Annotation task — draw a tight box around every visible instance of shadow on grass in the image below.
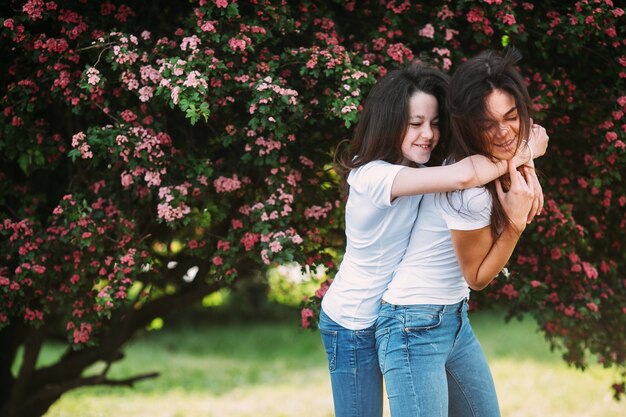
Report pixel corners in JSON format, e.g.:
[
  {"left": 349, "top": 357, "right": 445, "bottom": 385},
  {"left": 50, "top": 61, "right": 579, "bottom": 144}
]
[{"left": 37, "top": 308, "right": 567, "bottom": 398}]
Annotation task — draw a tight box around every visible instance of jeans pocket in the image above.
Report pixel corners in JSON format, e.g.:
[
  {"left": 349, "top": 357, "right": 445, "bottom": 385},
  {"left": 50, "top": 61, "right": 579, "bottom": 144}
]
[
  {"left": 374, "top": 327, "right": 390, "bottom": 374},
  {"left": 405, "top": 311, "right": 442, "bottom": 332},
  {"left": 320, "top": 329, "right": 338, "bottom": 372}
]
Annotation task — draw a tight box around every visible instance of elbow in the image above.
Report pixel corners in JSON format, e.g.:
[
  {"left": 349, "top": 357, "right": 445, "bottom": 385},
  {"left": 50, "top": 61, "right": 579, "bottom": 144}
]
[
  {"left": 469, "top": 282, "right": 489, "bottom": 291},
  {"left": 466, "top": 274, "right": 490, "bottom": 291}
]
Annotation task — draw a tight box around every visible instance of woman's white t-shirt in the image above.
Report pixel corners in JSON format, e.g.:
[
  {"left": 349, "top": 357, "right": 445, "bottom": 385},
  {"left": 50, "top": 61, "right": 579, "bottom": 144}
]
[
  {"left": 321, "top": 160, "right": 422, "bottom": 330},
  {"left": 383, "top": 187, "right": 492, "bottom": 305}
]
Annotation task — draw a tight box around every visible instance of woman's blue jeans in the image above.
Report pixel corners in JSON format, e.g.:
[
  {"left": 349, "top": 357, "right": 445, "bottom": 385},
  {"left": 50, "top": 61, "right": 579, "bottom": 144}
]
[
  {"left": 375, "top": 299, "right": 500, "bottom": 417},
  {"left": 319, "top": 308, "right": 383, "bottom": 417}
]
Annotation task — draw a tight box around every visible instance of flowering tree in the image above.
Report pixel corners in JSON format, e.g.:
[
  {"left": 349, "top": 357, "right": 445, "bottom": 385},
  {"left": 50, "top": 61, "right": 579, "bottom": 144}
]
[{"left": 0, "top": 1, "right": 624, "bottom": 415}]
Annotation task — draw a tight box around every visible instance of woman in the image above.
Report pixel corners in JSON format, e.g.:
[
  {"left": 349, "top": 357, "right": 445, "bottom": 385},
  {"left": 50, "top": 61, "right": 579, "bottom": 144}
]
[
  {"left": 376, "top": 49, "right": 539, "bottom": 417},
  {"left": 320, "top": 59, "right": 547, "bottom": 417}
]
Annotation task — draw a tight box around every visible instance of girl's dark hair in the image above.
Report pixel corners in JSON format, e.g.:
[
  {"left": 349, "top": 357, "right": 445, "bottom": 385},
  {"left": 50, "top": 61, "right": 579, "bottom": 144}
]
[
  {"left": 336, "top": 64, "right": 450, "bottom": 182},
  {"left": 446, "top": 48, "right": 532, "bottom": 237}
]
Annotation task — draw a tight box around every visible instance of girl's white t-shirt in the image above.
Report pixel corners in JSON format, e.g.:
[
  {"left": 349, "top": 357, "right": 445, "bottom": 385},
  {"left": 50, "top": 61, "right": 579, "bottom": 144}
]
[
  {"left": 321, "top": 160, "right": 422, "bottom": 330},
  {"left": 383, "top": 187, "right": 492, "bottom": 305}
]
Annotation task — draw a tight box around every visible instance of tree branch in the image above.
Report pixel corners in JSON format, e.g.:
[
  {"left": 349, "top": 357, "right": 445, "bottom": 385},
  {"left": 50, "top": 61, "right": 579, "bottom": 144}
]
[{"left": 31, "top": 268, "right": 226, "bottom": 388}]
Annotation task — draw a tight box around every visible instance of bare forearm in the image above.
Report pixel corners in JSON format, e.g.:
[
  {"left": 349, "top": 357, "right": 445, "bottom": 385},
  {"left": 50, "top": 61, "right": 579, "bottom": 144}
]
[{"left": 469, "top": 225, "right": 524, "bottom": 290}]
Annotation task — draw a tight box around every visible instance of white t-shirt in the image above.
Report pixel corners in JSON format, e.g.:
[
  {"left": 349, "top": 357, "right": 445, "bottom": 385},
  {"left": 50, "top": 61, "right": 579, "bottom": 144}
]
[
  {"left": 321, "top": 160, "right": 422, "bottom": 330},
  {"left": 382, "top": 187, "right": 492, "bottom": 305}
]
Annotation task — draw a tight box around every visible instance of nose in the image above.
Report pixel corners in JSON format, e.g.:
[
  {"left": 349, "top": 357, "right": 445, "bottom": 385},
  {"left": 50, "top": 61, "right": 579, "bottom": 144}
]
[{"left": 422, "top": 123, "right": 434, "bottom": 139}]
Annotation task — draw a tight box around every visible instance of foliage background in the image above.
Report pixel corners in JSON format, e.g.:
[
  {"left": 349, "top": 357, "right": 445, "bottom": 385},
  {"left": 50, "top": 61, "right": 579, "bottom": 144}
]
[{"left": 0, "top": 0, "right": 624, "bottom": 415}]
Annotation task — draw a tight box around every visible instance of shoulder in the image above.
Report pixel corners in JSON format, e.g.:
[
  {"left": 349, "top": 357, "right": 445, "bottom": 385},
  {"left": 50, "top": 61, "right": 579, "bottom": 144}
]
[{"left": 348, "top": 160, "right": 404, "bottom": 185}]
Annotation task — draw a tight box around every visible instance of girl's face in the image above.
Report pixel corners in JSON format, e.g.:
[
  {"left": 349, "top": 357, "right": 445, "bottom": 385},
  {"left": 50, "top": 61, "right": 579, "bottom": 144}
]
[
  {"left": 400, "top": 92, "right": 440, "bottom": 166},
  {"left": 485, "top": 89, "right": 521, "bottom": 160}
]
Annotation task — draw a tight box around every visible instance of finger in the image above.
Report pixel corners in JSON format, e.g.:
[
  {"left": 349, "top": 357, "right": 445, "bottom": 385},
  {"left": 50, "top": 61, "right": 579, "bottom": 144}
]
[
  {"left": 527, "top": 194, "right": 540, "bottom": 224},
  {"left": 507, "top": 159, "right": 520, "bottom": 185},
  {"left": 495, "top": 178, "right": 504, "bottom": 199},
  {"left": 523, "top": 167, "right": 535, "bottom": 193}
]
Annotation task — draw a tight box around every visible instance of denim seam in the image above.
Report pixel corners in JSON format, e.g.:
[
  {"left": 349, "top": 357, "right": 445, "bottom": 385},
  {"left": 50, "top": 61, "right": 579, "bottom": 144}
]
[
  {"left": 403, "top": 327, "right": 421, "bottom": 416},
  {"left": 446, "top": 366, "right": 479, "bottom": 417}
]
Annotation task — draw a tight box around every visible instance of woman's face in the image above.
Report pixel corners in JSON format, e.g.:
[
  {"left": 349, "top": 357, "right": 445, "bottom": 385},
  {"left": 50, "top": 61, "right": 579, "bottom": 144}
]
[
  {"left": 400, "top": 91, "right": 440, "bottom": 166},
  {"left": 485, "top": 88, "right": 520, "bottom": 160}
]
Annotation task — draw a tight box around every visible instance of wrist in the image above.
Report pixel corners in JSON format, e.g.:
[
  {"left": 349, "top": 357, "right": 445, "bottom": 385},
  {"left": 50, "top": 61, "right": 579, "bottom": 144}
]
[
  {"left": 505, "top": 220, "right": 526, "bottom": 237},
  {"left": 522, "top": 139, "right": 533, "bottom": 162}
]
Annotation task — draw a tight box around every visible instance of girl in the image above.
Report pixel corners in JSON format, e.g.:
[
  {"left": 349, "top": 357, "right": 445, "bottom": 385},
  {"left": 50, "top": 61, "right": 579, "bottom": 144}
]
[
  {"left": 376, "top": 49, "right": 539, "bottom": 417},
  {"left": 320, "top": 61, "right": 548, "bottom": 417}
]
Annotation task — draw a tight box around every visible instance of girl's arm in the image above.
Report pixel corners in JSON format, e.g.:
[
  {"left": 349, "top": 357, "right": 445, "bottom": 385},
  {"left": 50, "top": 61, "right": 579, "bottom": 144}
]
[
  {"left": 391, "top": 123, "right": 548, "bottom": 199},
  {"left": 450, "top": 160, "right": 535, "bottom": 290}
]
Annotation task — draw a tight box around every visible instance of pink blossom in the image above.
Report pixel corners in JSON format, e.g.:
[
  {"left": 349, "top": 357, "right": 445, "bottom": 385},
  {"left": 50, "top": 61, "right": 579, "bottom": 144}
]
[
  {"left": 24, "top": 308, "right": 44, "bottom": 321},
  {"left": 215, "top": 0, "right": 228, "bottom": 7},
  {"left": 121, "top": 172, "right": 134, "bottom": 188},
  {"left": 501, "top": 14, "right": 516, "bottom": 25},
  {"left": 138, "top": 86, "right": 153, "bottom": 102},
  {"left": 240, "top": 232, "right": 259, "bottom": 251},
  {"left": 582, "top": 262, "right": 598, "bottom": 279},
  {"left": 144, "top": 171, "right": 161, "bottom": 187},
  {"left": 201, "top": 21, "right": 216, "bottom": 32},
  {"left": 22, "top": 0, "right": 45, "bottom": 21},
  {"left": 73, "top": 322, "right": 92, "bottom": 344},
  {"left": 170, "top": 87, "right": 180, "bottom": 104},
  {"left": 228, "top": 37, "right": 248, "bottom": 52},
  {"left": 269, "top": 240, "right": 283, "bottom": 253},
  {"left": 260, "top": 249, "right": 270, "bottom": 265},
  {"left": 86, "top": 67, "right": 101, "bottom": 85},
  {"left": 232, "top": 219, "right": 243, "bottom": 229},
  {"left": 157, "top": 202, "right": 191, "bottom": 222},
  {"left": 419, "top": 24, "right": 435, "bottom": 38},
  {"left": 301, "top": 308, "right": 315, "bottom": 329},
  {"left": 315, "top": 281, "right": 329, "bottom": 298},
  {"left": 586, "top": 302, "right": 599, "bottom": 313},
  {"left": 387, "top": 43, "right": 413, "bottom": 64},
  {"left": 501, "top": 284, "right": 518, "bottom": 299},
  {"left": 212, "top": 256, "right": 223, "bottom": 266},
  {"left": 214, "top": 175, "right": 242, "bottom": 193},
  {"left": 180, "top": 35, "right": 201, "bottom": 51},
  {"left": 121, "top": 110, "right": 137, "bottom": 122},
  {"left": 217, "top": 240, "right": 231, "bottom": 251}
]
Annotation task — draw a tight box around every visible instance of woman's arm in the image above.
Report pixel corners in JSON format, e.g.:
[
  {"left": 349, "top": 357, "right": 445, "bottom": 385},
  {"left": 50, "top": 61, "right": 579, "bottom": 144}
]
[
  {"left": 391, "top": 123, "right": 548, "bottom": 199},
  {"left": 450, "top": 160, "right": 535, "bottom": 290}
]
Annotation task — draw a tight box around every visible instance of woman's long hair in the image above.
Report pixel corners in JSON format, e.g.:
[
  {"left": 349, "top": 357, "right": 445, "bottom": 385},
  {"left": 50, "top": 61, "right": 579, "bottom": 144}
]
[
  {"left": 335, "top": 64, "right": 451, "bottom": 186},
  {"left": 446, "top": 48, "right": 532, "bottom": 237}
]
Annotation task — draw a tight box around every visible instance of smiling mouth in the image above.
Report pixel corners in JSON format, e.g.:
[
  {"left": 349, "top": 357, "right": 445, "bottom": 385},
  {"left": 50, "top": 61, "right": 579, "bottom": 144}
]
[
  {"left": 494, "top": 138, "right": 516, "bottom": 149},
  {"left": 415, "top": 143, "right": 432, "bottom": 150}
]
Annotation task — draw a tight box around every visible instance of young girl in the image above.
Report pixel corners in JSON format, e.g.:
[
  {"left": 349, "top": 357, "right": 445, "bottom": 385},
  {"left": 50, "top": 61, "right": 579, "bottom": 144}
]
[
  {"left": 319, "top": 62, "right": 548, "bottom": 417},
  {"left": 376, "top": 49, "right": 539, "bottom": 417}
]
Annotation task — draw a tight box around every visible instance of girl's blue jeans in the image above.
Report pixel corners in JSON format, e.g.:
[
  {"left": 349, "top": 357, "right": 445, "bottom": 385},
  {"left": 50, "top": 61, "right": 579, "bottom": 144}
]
[
  {"left": 375, "top": 299, "right": 501, "bottom": 417},
  {"left": 319, "top": 308, "right": 383, "bottom": 417}
]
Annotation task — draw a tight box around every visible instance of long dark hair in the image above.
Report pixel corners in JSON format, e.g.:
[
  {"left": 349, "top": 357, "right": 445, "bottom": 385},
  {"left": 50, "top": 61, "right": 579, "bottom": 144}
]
[
  {"left": 446, "top": 48, "right": 532, "bottom": 236},
  {"left": 336, "top": 64, "right": 450, "bottom": 183}
]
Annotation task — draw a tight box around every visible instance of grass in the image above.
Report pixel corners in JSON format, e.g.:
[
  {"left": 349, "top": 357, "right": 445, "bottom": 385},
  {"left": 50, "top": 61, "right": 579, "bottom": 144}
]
[{"left": 41, "top": 310, "right": 625, "bottom": 417}]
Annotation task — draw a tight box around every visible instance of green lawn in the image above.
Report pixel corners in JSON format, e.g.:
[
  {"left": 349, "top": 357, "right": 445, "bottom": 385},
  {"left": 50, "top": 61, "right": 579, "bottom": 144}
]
[{"left": 42, "top": 310, "right": 625, "bottom": 417}]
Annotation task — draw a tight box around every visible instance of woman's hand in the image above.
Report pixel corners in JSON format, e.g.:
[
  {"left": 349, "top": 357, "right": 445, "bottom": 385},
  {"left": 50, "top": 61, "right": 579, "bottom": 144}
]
[
  {"left": 519, "top": 160, "right": 543, "bottom": 223},
  {"left": 496, "top": 159, "right": 534, "bottom": 234},
  {"left": 527, "top": 122, "right": 549, "bottom": 158}
]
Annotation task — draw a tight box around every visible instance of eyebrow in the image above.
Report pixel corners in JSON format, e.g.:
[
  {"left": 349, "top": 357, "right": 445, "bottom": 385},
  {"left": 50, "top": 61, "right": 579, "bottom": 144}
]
[
  {"left": 409, "top": 115, "right": 438, "bottom": 121},
  {"left": 503, "top": 106, "right": 518, "bottom": 117}
]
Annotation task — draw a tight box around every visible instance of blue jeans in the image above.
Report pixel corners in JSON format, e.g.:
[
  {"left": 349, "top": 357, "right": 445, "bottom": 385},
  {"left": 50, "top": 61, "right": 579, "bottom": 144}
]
[
  {"left": 375, "top": 300, "right": 500, "bottom": 417},
  {"left": 319, "top": 308, "right": 383, "bottom": 417}
]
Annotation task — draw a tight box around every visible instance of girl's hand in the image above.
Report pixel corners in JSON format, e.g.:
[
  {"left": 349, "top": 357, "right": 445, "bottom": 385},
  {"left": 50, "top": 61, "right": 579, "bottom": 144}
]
[
  {"left": 495, "top": 159, "right": 534, "bottom": 234},
  {"left": 519, "top": 160, "right": 543, "bottom": 223},
  {"left": 527, "top": 122, "right": 549, "bottom": 158}
]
